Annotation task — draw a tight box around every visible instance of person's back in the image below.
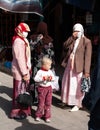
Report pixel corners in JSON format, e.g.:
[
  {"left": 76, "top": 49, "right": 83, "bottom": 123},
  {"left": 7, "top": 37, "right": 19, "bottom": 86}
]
[
  {"left": 30, "top": 21, "right": 55, "bottom": 76},
  {"left": 88, "top": 43, "right": 100, "bottom": 130},
  {"left": 30, "top": 21, "right": 56, "bottom": 103}
]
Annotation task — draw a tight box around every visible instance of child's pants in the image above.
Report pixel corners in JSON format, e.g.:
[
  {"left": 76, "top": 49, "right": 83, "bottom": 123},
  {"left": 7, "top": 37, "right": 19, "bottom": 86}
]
[{"left": 35, "top": 86, "right": 52, "bottom": 119}]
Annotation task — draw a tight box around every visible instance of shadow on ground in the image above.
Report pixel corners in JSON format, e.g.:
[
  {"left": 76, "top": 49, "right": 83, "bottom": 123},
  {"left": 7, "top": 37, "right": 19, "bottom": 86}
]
[
  {"left": 14, "top": 118, "right": 60, "bottom": 130},
  {"left": 0, "top": 85, "right": 12, "bottom": 117}
]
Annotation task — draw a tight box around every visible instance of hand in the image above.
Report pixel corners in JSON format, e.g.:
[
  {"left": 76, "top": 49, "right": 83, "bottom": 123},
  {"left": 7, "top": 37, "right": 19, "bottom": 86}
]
[
  {"left": 47, "top": 76, "right": 52, "bottom": 81},
  {"left": 72, "top": 31, "right": 78, "bottom": 38},
  {"left": 84, "top": 73, "right": 90, "bottom": 78},
  {"left": 23, "top": 74, "right": 30, "bottom": 81},
  {"left": 37, "top": 34, "right": 43, "bottom": 40},
  {"left": 43, "top": 76, "right": 48, "bottom": 81}
]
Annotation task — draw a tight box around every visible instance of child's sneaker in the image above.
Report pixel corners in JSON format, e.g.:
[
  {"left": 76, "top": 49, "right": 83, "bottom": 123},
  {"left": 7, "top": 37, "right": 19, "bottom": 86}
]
[
  {"left": 45, "top": 118, "right": 51, "bottom": 123},
  {"left": 35, "top": 117, "right": 40, "bottom": 122}
]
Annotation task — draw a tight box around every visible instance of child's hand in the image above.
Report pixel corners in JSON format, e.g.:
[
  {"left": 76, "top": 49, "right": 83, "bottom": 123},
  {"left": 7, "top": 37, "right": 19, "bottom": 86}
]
[
  {"left": 47, "top": 76, "right": 52, "bottom": 81},
  {"left": 42, "top": 76, "right": 52, "bottom": 82},
  {"left": 43, "top": 76, "right": 48, "bottom": 81}
]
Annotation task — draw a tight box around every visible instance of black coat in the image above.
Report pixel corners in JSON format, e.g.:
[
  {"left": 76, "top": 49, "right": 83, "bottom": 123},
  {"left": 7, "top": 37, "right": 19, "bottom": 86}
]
[
  {"left": 90, "top": 44, "right": 100, "bottom": 112},
  {"left": 82, "top": 45, "right": 100, "bottom": 112},
  {"left": 84, "top": 44, "right": 100, "bottom": 130}
]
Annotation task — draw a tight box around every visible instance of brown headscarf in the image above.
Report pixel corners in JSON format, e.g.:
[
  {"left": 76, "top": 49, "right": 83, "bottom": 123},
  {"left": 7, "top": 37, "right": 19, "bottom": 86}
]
[{"left": 30, "top": 21, "right": 53, "bottom": 44}]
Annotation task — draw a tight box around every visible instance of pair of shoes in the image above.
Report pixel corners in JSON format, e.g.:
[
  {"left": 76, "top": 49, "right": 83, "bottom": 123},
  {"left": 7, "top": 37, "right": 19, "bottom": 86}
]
[
  {"left": 21, "top": 114, "right": 27, "bottom": 119},
  {"left": 69, "top": 106, "right": 79, "bottom": 112},
  {"left": 13, "top": 114, "right": 26, "bottom": 120},
  {"left": 45, "top": 118, "right": 51, "bottom": 123},
  {"left": 35, "top": 117, "right": 40, "bottom": 122}
]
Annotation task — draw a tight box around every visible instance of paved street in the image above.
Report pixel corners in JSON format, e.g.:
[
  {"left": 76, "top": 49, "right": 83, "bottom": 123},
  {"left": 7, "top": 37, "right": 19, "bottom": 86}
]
[{"left": 0, "top": 71, "right": 89, "bottom": 130}]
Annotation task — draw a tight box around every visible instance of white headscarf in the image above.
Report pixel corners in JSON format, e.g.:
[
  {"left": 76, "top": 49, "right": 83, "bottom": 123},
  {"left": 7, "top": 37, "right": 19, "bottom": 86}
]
[
  {"left": 72, "top": 23, "right": 85, "bottom": 53},
  {"left": 73, "top": 23, "right": 84, "bottom": 38},
  {"left": 70, "top": 23, "right": 85, "bottom": 69}
]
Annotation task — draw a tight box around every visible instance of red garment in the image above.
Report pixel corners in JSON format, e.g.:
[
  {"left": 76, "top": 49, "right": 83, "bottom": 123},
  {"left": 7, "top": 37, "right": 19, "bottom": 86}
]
[
  {"left": 35, "top": 86, "right": 52, "bottom": 119},
  {"left": 10, "top": 79, "right": 31, "bottom": 118},
  {"left": 12, "top": 22, "right": 30, "bottom": 45}
]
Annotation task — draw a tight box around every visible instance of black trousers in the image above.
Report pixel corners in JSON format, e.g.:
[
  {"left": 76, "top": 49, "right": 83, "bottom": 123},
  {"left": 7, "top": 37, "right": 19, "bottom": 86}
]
[{"left": 88, "top": 99, "right": 100, "bottom": 130}]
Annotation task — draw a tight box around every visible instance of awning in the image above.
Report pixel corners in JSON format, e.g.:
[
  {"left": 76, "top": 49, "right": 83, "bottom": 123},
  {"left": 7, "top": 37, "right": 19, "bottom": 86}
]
[
  {"left": 65, "top": 0, "right": 95, "bottom": 11},
  {"left": 0, "top": 0, "right": 43, "bottom": 17}
]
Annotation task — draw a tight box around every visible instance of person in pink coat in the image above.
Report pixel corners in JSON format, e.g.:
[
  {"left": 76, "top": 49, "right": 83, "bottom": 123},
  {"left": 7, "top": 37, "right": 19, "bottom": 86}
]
[{"left": 10, "top": 22, "right": 32, "bottom": 119}]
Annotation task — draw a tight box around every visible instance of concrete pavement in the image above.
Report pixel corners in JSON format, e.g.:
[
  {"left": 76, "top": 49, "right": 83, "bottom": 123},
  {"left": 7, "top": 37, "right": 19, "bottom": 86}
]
[{"left": 0, "top": 71, "right": 89, "bottom": 130}]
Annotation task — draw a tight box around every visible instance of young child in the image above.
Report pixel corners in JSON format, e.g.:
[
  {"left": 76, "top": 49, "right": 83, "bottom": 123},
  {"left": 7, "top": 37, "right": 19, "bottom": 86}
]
[{"left": 34, "top": 56, "right": 55, "bottom": 123}]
